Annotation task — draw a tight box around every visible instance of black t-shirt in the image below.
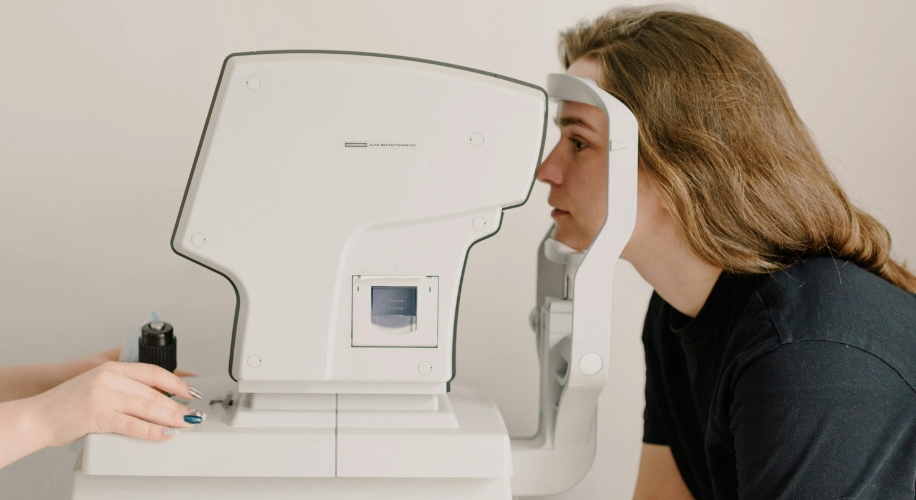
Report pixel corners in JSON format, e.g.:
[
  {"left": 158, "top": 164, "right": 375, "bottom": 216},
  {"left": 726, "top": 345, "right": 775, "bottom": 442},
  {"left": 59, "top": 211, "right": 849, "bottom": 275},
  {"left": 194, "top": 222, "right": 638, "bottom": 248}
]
[{"left": 642, "top": 256, "right": 916, "bottom": 499}]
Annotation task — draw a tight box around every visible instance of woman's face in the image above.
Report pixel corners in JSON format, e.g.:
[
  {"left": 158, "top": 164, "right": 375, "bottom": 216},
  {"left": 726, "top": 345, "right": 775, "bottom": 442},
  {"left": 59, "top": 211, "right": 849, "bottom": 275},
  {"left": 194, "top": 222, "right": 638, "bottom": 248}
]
[
  {"left": 537, "top": 58, "right": 667, "bottom": 257},
  {"left": 536, "top": 59, "right": 610, "bottom": 251}
]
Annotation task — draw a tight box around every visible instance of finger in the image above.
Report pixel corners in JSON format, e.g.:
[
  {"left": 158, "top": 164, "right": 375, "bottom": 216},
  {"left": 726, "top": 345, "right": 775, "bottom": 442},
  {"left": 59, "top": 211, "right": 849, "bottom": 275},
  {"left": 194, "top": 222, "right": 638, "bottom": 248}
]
[
  {"left": 110, "top": 373, "right": 191, "bottom": 412},
  {"left": 114, "top": 394, "right": 197, "bottom": 429},
  {"left": 104, "top": 412, "right": 176, "bottom": 442},
  {"left": 114, "top": 376, "right": 193, "bottom": 414},
  {"left": 112, "top": 362, "right": 202, "bottom": 401},
  {"left": 98, "top": 364, "right": 192, "bottom": 413},
  {"left": 174, "top": 369, "right": 197, "bottom": 377}
]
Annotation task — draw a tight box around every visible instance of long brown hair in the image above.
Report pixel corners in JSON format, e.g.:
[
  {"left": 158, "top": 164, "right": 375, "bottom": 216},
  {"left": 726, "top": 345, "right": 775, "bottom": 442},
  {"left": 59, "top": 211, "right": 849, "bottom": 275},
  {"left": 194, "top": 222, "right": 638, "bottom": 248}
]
[{"left": 560, "top": 6, "right": 916, "bottom": 293}]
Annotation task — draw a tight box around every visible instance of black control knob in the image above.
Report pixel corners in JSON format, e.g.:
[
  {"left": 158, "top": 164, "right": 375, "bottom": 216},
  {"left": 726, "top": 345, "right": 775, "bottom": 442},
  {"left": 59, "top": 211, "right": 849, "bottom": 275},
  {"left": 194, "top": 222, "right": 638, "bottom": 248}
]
[{"left": 139, "top": 321, "right": 177, "bottom": 372}]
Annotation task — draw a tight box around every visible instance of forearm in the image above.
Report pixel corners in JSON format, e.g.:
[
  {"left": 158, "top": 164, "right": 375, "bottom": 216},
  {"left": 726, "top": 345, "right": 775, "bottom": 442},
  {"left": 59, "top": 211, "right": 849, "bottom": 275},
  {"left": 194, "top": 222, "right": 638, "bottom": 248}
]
[
  {"left": 0, "top": 363, "right": 65, "bottom": 402},
  {"left": 633, "top": 444, "right": 695, "bottom": 500},
  {"left": 0, "top": 355, "right": 104, "bottom": 403},
  {"left": 0, "top": 397, "right": 47, "bottom": 469}
]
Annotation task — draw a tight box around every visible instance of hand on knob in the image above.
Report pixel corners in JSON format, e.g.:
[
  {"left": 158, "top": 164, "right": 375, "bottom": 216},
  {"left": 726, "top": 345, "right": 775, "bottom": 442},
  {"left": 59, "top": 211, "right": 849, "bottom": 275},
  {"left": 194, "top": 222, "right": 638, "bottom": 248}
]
[{"left": 31, "top": 361, "right": 202, "bottom": 447}]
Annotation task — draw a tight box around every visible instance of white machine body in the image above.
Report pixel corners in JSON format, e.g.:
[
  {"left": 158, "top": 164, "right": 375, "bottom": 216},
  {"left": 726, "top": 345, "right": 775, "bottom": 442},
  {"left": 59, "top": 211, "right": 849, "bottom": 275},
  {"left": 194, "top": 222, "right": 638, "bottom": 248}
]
[
  {"left": 172, "top": 51, "right": 546, "bottom": 395},
  {"left": 72, "top": 52, "right": 639, "bottom": 500}
]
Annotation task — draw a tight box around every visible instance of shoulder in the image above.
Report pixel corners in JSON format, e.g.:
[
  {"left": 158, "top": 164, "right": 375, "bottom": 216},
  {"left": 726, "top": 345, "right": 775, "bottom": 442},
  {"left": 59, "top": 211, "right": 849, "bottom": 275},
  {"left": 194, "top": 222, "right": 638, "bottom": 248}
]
[
  {"left": 728, "top": 341, "right": 916, "bottom": 445},
  {"left": 736, "top": 339, "right": 913, "bottom": 398},
  {"left": 739, "top": 257, "right": 916, "bottom": 391},
  {"left": 725, "top": 339, "right": 916, "bottom": 499},
  {"left": 755, "top": 257, "right": 916, "bottom": 343},
  {"left": 758, "top": 257, "right": 916, "bottom": 326}
]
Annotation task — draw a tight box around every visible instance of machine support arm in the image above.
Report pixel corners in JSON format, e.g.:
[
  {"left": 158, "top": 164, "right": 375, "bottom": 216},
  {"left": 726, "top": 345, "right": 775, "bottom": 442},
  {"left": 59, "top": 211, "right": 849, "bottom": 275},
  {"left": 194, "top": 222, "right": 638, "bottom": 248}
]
[{"left": 510, "top": 74, "right": 639, "bottom": 497}]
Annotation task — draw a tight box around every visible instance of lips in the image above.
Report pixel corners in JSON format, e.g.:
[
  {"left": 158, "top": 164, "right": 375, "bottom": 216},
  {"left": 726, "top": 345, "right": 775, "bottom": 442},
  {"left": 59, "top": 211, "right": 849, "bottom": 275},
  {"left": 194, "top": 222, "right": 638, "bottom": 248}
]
[{"left": 551, "top": 208, "right": 570, "bottom": 218}]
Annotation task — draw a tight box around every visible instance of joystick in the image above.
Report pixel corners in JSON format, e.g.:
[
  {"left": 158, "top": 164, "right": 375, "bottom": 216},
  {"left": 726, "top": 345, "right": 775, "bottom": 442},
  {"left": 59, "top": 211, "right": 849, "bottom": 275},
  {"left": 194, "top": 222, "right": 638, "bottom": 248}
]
[{"left": 139, "top": 321, "right": 177, "bottom": 372}]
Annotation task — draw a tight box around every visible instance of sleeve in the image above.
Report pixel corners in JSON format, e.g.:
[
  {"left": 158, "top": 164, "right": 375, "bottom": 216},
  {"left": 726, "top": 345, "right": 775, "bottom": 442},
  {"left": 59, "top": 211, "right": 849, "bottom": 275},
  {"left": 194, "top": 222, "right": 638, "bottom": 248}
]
[
  {"left": 641, "top": 296, "right": 668, "bottom": 445},
  {"left": 728, "top": 341, "right": 916, "bottom": 499}
]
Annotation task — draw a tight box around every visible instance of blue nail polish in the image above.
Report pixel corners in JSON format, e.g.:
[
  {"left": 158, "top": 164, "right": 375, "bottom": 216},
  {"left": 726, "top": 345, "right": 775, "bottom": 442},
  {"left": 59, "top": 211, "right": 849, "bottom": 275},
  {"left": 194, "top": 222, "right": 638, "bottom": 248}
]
[
  {"left": 188, "top": 409, "right": 206, "bottom": 421},
  {"left": 184, "top": 415, "right": 203, "bottom": 424}
]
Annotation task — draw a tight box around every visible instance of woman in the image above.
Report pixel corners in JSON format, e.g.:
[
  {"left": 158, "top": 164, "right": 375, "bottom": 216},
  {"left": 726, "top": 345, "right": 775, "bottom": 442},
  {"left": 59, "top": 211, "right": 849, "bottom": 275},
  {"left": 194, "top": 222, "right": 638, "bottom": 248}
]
[
  {"left": 537, "top": 7, "right": 916, "bottom": 500},
  {"left": 0, "top": 348, "right": 203, "bottom": 469}
]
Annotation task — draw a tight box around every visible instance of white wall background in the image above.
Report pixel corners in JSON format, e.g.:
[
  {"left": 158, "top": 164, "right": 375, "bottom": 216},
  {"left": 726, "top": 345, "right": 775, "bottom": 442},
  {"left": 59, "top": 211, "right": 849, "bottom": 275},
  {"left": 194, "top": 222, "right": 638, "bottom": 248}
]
[{"left": 0, "top": 1, "right": 913, "bottom": 499}]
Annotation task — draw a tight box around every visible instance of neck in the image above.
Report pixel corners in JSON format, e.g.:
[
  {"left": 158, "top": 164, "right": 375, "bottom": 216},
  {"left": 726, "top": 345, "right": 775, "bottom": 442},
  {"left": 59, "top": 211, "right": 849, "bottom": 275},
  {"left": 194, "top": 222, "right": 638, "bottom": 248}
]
[{"left": 623, "top": 232, "right": 722, "bottom": 318}]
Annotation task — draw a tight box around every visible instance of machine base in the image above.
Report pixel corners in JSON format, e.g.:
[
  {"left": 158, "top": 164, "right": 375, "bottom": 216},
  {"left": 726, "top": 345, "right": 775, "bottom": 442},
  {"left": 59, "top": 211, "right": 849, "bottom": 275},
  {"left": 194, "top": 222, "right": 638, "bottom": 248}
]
[
  {"left": 72, "top": 377, "right": 512, "bottom": 499},
  {"left": 71, "top": 472, "right": 511, "bottom": 500}
]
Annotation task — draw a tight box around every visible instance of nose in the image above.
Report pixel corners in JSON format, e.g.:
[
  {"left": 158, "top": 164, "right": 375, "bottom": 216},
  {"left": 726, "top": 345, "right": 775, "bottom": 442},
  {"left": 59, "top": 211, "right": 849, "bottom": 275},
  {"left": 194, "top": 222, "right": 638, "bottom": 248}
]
[{"left": 536, "top": 142, "right": 564, "bottom": 187}]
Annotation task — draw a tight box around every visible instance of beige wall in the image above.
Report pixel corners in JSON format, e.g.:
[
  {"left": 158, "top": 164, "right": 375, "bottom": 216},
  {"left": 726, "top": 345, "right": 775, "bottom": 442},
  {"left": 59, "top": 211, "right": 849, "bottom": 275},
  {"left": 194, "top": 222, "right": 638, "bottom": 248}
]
[{"left": 0, "top": 1, "right": 913, "bottom": 498}]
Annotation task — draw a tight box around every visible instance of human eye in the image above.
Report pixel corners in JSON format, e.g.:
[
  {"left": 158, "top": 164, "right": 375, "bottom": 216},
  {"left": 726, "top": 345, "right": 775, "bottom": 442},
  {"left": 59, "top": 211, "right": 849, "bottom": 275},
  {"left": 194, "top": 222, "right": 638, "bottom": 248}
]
[{"left": 569, "top": 137, "right": 587, "bottom": 152}]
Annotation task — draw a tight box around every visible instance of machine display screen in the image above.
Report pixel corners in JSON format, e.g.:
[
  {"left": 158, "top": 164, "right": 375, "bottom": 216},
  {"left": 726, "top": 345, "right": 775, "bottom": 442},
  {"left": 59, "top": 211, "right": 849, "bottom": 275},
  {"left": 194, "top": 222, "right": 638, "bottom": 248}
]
[{"left": 370, "top": 286, "right": 418, "bottom": 331}]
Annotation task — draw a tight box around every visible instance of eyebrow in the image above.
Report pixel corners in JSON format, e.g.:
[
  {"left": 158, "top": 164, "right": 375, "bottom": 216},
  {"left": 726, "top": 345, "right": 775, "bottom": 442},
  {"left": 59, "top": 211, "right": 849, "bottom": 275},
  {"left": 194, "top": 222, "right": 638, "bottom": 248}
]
[{"left": 554, "top": 116, "right": 597, "bottom": 132}]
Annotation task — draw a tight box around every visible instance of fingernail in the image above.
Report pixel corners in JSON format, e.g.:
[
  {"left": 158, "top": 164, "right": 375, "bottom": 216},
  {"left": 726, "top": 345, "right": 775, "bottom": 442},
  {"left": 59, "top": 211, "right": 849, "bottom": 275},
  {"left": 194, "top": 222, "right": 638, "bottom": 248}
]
[
  {"left": 188, "top": 409, "right": 207, "bottom": 421},
  {"left": 188, "top": 387, "right": 203, "bottom": 400},
  {"left": 184, "top": 415, "right": 203, "bottom": 424},
  {"left": 162, "top": 428, "right": 179, "bottom": 437}
]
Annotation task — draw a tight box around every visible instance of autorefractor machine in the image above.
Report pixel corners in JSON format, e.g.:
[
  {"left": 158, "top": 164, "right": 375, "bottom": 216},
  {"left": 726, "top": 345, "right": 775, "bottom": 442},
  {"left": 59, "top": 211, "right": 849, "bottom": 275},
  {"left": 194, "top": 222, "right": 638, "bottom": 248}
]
[{"left": 70, "top": 51, "right": 638, "bottom": 499}]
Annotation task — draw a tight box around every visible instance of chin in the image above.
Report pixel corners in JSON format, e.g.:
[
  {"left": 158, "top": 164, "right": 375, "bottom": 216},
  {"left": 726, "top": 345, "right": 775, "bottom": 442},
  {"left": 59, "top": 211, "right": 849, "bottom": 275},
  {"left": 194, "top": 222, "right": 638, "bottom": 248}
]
[{"left": 552, "top": 226, "right": 587, "bottom": 251}]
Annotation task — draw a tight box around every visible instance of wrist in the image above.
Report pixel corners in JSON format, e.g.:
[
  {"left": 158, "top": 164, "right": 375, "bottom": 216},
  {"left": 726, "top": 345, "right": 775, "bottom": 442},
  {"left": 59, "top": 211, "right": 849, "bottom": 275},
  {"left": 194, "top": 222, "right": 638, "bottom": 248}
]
[
  {"left": 0, "top": 397, "right": 51, "bottom": 467},
  {"left": 52, "top": 354, "right": 101, "bottom": 389},
  {"left": 44, "top": 360, "right": 77, "bottom": 392},
  {"left": 21, "top": 396, "right": 50, "bottom": 449}
]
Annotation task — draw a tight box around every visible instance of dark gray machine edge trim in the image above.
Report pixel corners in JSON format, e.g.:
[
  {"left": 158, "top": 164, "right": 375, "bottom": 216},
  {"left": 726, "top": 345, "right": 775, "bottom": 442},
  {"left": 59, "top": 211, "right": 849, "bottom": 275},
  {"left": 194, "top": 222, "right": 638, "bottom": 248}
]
[
  {"left": 170, "top": 53, "right": 242, "bottom": 382},
  {"left": 169, "top": 50, "right": 549, "bottom": 386},
  {"left": 448, "top": 211, "right": 506, "bottom": 393}
]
